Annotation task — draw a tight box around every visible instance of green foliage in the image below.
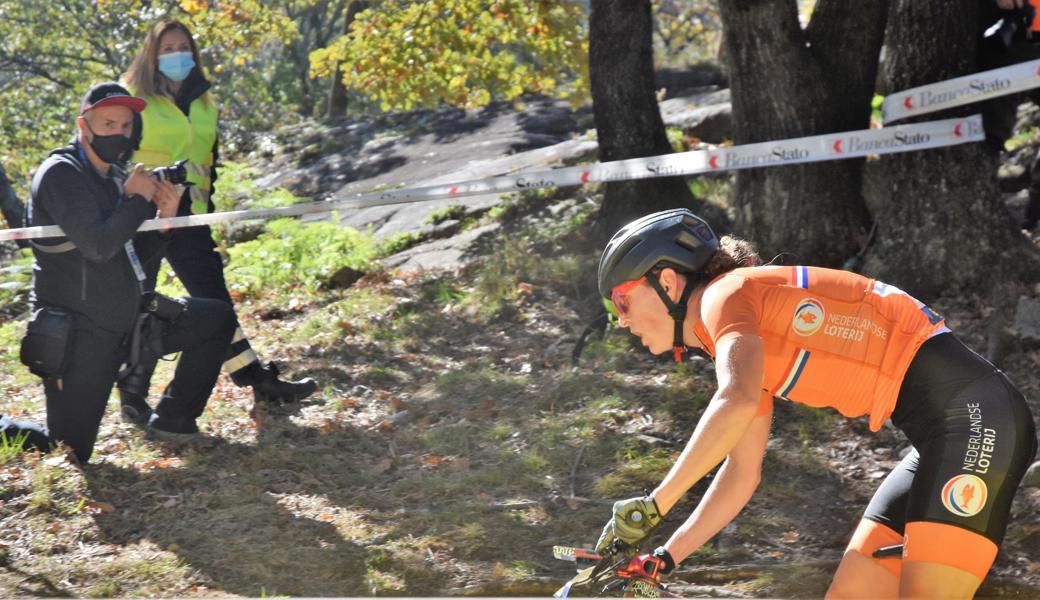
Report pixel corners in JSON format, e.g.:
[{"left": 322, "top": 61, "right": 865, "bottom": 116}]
[
  {"left": 666, "top": 126, "right": 686, "bottom": 153},
  {"left": 423, "top": 204, "right": 467, "bottom": 225},
  {"left": 211, "top": 161, "right": 308, "bottom": 213},
  {"left": 0, "top": 429, "right": 29, "bottom": 466},
  {"left": 593, "top": 447, "right": 675, "bottom": 497},
  {"left": 1006, "top": 126, "right": 1039, "bottom": 152},
  {"left": 311, "top": 0, "right": 589, "bottom": 111},
  {"left": 377, "top": 231, "right": 422, "bottom": 256},
  {"left": 224, "top": 218, "right": 378, "bottom": 298},
  {"left": 652, "top": 0, "right": 721, "bottom": 67},
  {"left": 0, "top": 250, "right": 33, "bottom": 320},
  {"left": 0, "top": 0, "right": 296, "bottom": 184}
]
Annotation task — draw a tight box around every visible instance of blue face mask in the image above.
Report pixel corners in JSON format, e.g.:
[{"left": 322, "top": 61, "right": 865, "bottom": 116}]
[{"left": 158, "top": 51, "right": 195, "bottom": 82}]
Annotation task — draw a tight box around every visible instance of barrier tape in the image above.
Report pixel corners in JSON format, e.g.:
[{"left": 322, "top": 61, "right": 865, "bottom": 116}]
[
  {"left": 882, "top": 58, "right": 1040, "bottom": 124},
  {"left": 0, "top": 114, "right": 984, "bottom": 243}
]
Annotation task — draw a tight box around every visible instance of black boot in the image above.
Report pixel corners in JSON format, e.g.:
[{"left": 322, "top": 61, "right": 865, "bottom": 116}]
[
  {"left": 119, "top": 391, "right": 154, "bottom": 427},
  {"left": 238, "top": 361, "right": 317, "bottom": 404},
  {"left": 118, "top": 358, "right": 158, "bottom": 427}
]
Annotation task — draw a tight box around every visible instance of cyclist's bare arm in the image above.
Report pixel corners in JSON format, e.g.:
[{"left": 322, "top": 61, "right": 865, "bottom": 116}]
[
  {"left": 652, "top": 333, "right": 765, "bottom": 514},
  {"left": 662, "top": 407, "right": 772, "bottom": 564}
]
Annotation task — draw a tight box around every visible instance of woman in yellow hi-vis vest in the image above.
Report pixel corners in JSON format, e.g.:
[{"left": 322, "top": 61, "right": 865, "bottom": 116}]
[{"left": 118, "top": 20, "right": 317, "bottom": 426}]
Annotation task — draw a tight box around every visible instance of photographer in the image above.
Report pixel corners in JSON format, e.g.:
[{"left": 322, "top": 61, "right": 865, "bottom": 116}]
[
  {"left": 118, "top": 20, "right": 317, "bottom": 427},
  {"left": 981, "top": 0, "right": 1040, "bottom": 230},
  {"left": 25, "top": 82, "right": 235, "bottom": 464}
]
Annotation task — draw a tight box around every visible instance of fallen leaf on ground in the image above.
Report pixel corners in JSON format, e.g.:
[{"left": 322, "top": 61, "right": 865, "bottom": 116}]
[
  {"left": 140, "top": 458, "right": 179, "bottom": 470},
  {"left": 83, "top": 501, "right": 115, "bottom": 514},
  {"left": 317, "top": 513, "right": 335, "bottom": 522},
  {"left": 420, "top": 454, "right": 445, "bottom": 466},
  {"left": 781, "top": 530, "right": 800, "bottom": 544}
]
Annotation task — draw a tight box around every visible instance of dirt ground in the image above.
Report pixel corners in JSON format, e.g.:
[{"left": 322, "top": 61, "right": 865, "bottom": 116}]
[{"left": 1, "top": 190, "right": 1038, "bottom": 599}]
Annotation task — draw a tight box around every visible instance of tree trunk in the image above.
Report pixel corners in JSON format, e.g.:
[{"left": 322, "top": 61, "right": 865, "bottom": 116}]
[
  {"left": 863, "top": 0, "right": 1040, "bottom": 296},
  {"left": 0, "top": 163, "right": 23, "bottom": 229},
  {"left": 718, "top": 0, "right": 885, "bottom": 267},
  {"left": 327, "top": 0, "right": 369, "bottom": 119},
  {"left": 589, "top": 0, "right": 710, "bottom": 242}
]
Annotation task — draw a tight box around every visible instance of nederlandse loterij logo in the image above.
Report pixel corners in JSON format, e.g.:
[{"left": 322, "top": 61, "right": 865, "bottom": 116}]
[
  {"left": 941, "top": 474, "right": 988, "bottom": 517},
  {"left": 792, "top": 298, "right": 825, "bottom": 336}
]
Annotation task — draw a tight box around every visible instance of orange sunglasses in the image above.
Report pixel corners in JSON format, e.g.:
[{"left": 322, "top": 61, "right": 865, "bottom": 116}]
[{"left": 610, "top": 277, "right": 647, "bottom": 318}]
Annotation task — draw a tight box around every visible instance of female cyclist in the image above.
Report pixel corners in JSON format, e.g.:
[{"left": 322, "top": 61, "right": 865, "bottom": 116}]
[{"left": 594, "top": 209, "right": 1036, "bottom": 599}]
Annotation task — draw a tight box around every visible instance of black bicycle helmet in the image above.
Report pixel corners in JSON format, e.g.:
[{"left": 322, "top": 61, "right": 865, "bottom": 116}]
[
  {"left": 598, "top": 209, "right": 718, "bottom": 299},
  {"left": 597, "top": 209, "right": 719, "bottom": 361}
]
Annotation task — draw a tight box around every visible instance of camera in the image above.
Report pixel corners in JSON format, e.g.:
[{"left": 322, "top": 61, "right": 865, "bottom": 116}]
[{"left": 152, "top": 159, "right": 189, "bottom": 185}]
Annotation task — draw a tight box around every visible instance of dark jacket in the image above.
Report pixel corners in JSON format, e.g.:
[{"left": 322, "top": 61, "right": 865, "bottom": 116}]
[{"left": 29, "top": 141, "right": 165, "bottom": 334}]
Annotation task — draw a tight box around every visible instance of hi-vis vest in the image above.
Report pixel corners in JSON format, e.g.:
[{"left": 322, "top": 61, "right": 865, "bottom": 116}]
[{"left": 132, "top": 92, "right": 217, "bottom": 215}]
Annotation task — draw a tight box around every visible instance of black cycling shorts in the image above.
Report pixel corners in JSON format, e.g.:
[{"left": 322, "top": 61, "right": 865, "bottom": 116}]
[{"left": 863, "top": 333, "right": 1037, "bottom": 546}]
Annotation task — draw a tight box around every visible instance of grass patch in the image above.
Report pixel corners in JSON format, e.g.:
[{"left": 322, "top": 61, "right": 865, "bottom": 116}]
[
  {"left": 469, "top": 235, "right": 590, "bottom": 320},
  {"left": 0, "top": 429, "right": 29, "bottom": 465},
  {"left": 432, "top": 365, "right": 527, "bottom": 412},
  {"left": 593, "top": 447, "right": 676, "bottom": 497},
  {"left": 378, "top": 231, "right": 422, "bottom": 256},
  {"left": 298, "top": 287, "right": 396, "bottom": 339},
  {"left": 28, "top": 461, "right": 82, "bottom": 515},
  {"left": 0, "top": 249, "right": 32, "bottom": 320},
  {"left": 423, "top": 204, "right": 467, "bottom": 225},
  {"left": 225, "top": 217, "right": 378, "bottom": 300}
]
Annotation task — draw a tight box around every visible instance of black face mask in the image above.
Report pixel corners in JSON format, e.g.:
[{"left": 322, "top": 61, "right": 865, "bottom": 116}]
[{"left": 84, "top": 120, "right": 133, "bottom": 165}]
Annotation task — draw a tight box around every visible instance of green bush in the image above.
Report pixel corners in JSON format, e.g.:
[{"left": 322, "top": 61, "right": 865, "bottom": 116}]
[
  {"left": 224, "top": 218, "right": 378, "bottom": 299},
  {"left": 211, "top": 161, "right": 306, "bottom": 214}
]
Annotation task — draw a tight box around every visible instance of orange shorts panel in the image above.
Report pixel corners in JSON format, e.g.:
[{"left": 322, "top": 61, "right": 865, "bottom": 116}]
[
  {"left": 903, "top": 521, "right": 997, "bottom": 581},
  {"left": 847, "top": 518, "right": 904, "bottom": 578}
]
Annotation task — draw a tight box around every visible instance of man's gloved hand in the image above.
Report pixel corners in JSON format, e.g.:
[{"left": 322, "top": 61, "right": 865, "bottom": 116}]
[{"left": 594, "top": 495, "right": 663, "bottom": 554}]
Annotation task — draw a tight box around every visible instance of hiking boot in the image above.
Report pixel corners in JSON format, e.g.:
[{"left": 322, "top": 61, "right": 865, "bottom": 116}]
[
  {"left": 119, "top": 391, "right": 153, "bottom": 427},
  {"left": 244, "top": 361, "right": 317, "bottom": 404},
  {"left": 145, "top": 413, "right": 200, "bottom": 447}
]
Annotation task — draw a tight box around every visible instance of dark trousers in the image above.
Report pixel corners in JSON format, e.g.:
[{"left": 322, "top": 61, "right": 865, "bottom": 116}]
[
  {"left": 143, "top": 222, "right": 259, "bottom": 380},
  {"left": 45, "top": 297, "right": 235, "bottom": 463},
  {"left": 980, "top": 35, "right": 1040, "bottom": 227}
]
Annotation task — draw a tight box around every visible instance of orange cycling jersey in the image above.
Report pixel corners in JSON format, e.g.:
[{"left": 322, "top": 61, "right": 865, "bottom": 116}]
[{"left": 693, "top": 266, "right": 948, "bottom": 431}]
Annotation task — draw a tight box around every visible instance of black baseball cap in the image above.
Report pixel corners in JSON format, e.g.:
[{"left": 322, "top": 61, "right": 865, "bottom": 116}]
[{"left": 80, "top": 82, "right": 147, "bottom": 114}]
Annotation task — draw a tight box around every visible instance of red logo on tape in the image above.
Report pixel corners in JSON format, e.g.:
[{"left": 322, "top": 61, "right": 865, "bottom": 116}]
[
  {"left": 832, "top": 139, "right": 843, "bottom": 154},
  {"left": 904, "top": 96, "right": 914, "bottom": 110},
  {"left": 580, "top": 171, "right": 591, "bottom": 183},
  {"left": 449, "top": 186, "right": 459, "bottom": 195},
  {"left": 708, "top": 155, "right": 720, "bottom": 169},
  {"left": 954, "top": 123, "right": 963, "bottom": 137}
]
